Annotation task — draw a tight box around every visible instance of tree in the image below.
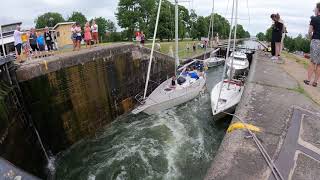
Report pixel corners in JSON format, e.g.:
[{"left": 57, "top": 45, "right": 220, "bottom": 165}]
[
  {"left": 35, "top": 12, "right": 65, "bottom": 28},
  {"left": 211, "top": 13, "right": 230, "bottom": 39},
  {"left": 265, "top": 27, "right": 273, "bottom": 42},
  {"left": 232, "top": 24, "right": 249, "bottom": 38},
  {"left": 256, "top": 32, "right": 265, "bottom": 41},
  {"left": 116, "top": 0, "right": 152, "bottom": 40},
  {"left": 106, "top": 19, "right": 117, "bottom": 32},
  {"left": 284, "top": 34, "right": 310, "bottom": 53},
  {"left": 68, "top": 11, "right": 87, "bottom": 27},
  {"left": 178, "top": 5, "right": 190, "bottom": 40},
  {"left": 196, "top": 16, "right": 208, "bottom": 40},
  {"left": 189, "top": 9, "right": 198, "bottom": 40}
]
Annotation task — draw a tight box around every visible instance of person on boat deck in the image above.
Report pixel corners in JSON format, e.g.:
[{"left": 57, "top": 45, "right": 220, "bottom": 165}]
[
  {"left": 181, "top": 67, "right": 189, "bottom": 76},
  {"left": 189, "top": 67, "right": 199, "bottom": 79},
  {"left": 171, "top": 76, "right": 176, "bottom": 87}
]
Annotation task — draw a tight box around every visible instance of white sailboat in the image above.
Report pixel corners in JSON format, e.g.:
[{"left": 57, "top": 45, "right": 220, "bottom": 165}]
[
  {"left": 226, "top": 51, "right": 249, "bottom": 76},
  {"left": 211, "top": 0, "right": 244, "bottom": 119},
  {"left": 205, "top": 49, "right": 225, "bottom": 68},
  {"left": 132, "top": 0, "right": 206, "bottom": 115}
]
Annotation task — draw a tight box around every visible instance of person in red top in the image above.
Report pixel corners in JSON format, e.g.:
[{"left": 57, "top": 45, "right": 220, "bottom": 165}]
[
  {"left": 135, "top": 31, "right": 141, "bottom": 45},
  {"left": 140, "top": 31, "right": 145, "bottom": 46}
]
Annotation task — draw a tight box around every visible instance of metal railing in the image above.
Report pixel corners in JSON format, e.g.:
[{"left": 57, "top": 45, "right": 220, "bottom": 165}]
[{"left": 134, "top": 80, "right": 160, "bottom": 105}]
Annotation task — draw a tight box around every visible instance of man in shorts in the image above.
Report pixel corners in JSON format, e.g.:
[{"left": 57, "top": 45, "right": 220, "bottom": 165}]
[
  {"left": 13, "top": 25, "right": 23, "bottom": 62},
  {"left": 91, "top": 20, "right": 99, "bottom": 45}
]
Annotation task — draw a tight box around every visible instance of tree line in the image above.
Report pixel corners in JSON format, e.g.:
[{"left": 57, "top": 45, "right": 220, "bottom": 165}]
[
  {"left": 116, "top": 0, "right": 250, "bottom": 41},
  {"left": 34, "top": 0, "right": 251, "bottom": 43},
  {"left": 256, "top": 28, "right": 310, "bottom": 53}
]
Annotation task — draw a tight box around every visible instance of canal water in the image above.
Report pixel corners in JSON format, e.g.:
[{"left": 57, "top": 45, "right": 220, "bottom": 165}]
[{"left": 53, "top": 65, "right": 231, "bottom": 180}]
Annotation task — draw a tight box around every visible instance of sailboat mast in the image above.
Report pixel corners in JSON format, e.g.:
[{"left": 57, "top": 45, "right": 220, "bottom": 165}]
[
  {"left": 143, "top": 0, "right": 163, "bottom": 99},
  {"left": 215, "top": 0, "right": 235, "bottom": 110},
  {"left": 228, "top": 0, "right": 238, "bottom": 87},
  {"left": 211, "top": 0, "right": 215, "bottom": 48},
  {"left": 175, "top": 0, "right": 179, "bottom": 73},
  {"left": 206, "top": 0, "right": 214, "bottom": 58}
]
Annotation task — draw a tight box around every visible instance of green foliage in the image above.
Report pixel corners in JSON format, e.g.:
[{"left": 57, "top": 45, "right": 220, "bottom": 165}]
[
  {"left": 265, "top": 27, "right": 273, "bottom": 42},
  {"left": 108, "top": 32, "right": 125, "bottom": 42},
  {"left": 35, "top": 12, "right": 65, "bottom": 28},
  {"left": 68, "top": 11, "right": 87, "bottom": 27},
  {"left": 116, "top": 0, "right": 249, "bottom": 41},
  {"left": 150, "top": 0, "right": 174, "bottom": 41},
  {"left": 106, "top": 19, "right": 117, "bottom": 32},
  {"left": 189, "top": 9, "right": 198, "bottom": 40},
  {"left": 232, "top": 24, "right": 250, "bottom": 38},
  {"left": 195, "top": 16, "right": 208, "bottom": 40},
  {"left": 210, "top": 14, "right": 231, "bottom": 39},
  {"left": 116, "top": 0, "right": 156, "bottom": 40},
  {"left": 284, "top": 34, "right": 310, "bottom": 53},
  {"left": 256, "top": 32, "right": 265, "bottom": 41}
]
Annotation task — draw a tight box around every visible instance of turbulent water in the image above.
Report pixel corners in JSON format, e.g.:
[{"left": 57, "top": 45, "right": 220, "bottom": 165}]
[{"left": 54, "top": 66, "right": 231, "bottom": 180}]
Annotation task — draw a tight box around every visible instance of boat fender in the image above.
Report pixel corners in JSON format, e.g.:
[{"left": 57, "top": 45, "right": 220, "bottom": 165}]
[{"left": 227, "top": 122, "right": 261, "bottom": 133}]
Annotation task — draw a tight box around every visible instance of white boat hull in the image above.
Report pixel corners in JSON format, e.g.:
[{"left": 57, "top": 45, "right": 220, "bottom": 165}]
[
  {"left": 210, "top": 80, "right": 244, "bottom": 120},
  {"left": 132, "top": 76, "right": 206, "bottom": 115},
  {"left": 205, "top": 57, "right": 225, "bottom": 68}
]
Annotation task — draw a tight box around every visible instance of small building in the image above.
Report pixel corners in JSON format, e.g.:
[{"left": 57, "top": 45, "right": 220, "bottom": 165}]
[
  {"left": 53, "top": 22, "right": 75, "bottom": 49},
  {"left": 0, "top": 22, "right": 22, "bottom": 57}
]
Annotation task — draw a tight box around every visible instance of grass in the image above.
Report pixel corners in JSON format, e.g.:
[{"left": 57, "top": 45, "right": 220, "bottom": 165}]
[
  {"left": 145, "top": 40, "right": 208, "bottom": 59},
  {"left": 282, "top": 51, "right": 310, "bottom": 69}
]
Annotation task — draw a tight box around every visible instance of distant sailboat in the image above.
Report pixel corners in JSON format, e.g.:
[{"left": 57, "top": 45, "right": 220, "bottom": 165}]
[
  {"left": 203, "top": 0, "right": 225, "bottom": 68},
  {"left": 132, "top": 0, "right": 206, "bottom": 115},
  {"left": 211, "top": 0, "right": 244, "bottom": 120},
  {"left": 205, "top": 48, "right": 225, "bottom": 68},
  {"left": 226, "top": 51, "right": 249, "bottom": 77}
]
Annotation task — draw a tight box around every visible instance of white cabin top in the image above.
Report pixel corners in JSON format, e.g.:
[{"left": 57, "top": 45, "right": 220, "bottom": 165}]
[{"left": 231, "top": 51, "right": 247, "bottom": 60}]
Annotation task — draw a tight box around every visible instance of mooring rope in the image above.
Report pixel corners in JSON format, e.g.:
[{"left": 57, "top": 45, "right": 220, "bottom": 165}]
[{"left": 222, "top": 111, "right": 284, "bottom": 180}]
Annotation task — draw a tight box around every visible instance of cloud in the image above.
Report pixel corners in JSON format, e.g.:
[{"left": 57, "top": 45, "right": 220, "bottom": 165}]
[{"left": 0, "top": 0, "right": 317, "bottom": 37}]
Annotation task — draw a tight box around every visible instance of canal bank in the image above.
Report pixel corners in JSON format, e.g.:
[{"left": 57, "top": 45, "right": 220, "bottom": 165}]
[{"left": 205, "top": 51, "right": 320, "bottom": 180}]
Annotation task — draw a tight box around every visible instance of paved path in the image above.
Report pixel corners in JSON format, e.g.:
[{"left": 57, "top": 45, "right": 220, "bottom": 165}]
[
  {"left": 281, "top": 52, "right": 320, "bottom": 104},
  {"left": 205, "top": 51, "right": 320, "bottom": 180}
]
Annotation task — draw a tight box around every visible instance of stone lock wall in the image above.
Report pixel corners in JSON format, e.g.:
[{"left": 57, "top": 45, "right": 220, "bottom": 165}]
[{"left": 17, "top": 44, "right": 175, "bottom": 155}]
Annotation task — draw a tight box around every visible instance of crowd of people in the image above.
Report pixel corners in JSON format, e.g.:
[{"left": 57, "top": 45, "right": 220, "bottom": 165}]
[
  {"left": 13, "top": 20, "right": 100, "bottom": 63},
  {"left": 70, "top": 20, "right": 99, "bottom": 51},
  {"left": 13, "top": 26, "right": 56, "bottom": 63},
  {"left": 269, "top": 2, "right": 320, "bottom": 88}
]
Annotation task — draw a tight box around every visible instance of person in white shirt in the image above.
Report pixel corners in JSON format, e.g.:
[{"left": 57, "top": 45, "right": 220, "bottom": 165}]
[
  {"left": 91, "top": 20, "right": 99, "bottom": 44},
  {"left": 14, "top": 25, "right": 23, "bottom": 62}
]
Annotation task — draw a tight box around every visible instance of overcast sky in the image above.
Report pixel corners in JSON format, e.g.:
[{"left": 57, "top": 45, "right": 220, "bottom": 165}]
[{"left": 0, "top": 0, "right": 318, "bottom": 37}]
